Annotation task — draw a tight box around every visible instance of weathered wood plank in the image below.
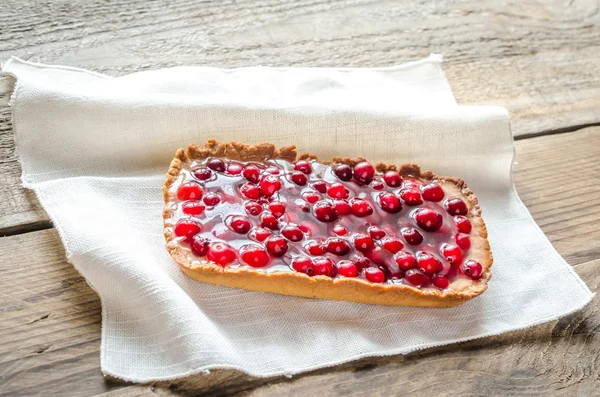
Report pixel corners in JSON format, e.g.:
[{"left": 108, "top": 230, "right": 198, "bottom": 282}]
[
  {"left": 1, "top": 0, "right": 600, "bottom": 233},
  {"left": 1, "top": 127, "right": 598, "bottom": 396}
]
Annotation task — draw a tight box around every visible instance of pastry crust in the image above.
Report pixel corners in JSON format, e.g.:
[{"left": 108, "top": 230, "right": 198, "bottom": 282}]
[{"left": 164, "top": 140, "right": 492, "bottom": 307}]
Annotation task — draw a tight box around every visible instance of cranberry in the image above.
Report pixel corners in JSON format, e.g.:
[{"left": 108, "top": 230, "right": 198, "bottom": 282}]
[
  {"left": 417, "top": 252, "right": 442, "bottom": 275},
  {"left": 421, "top": 183, "right": 445, "bottom": 202},
  {"left": 327, "top": 182, "right": 348, "bottom": 199},
  {"left": 455, "top": 234, "right": 471, "bottom": 250},
  {"left": 383, "top": 171, "right": 402, "bottom": 187},
  {"left": 265, "top": 166, "right": 280, "bottom": 175},
  {"left": 401, "top": 228, "right": 423, "bottom": 245},
  {"left": 350, "top": 255, "right": 371, "bottom": 271},
  {"left": 437, "top": 262, "right": 458, "bottom": 279},
  {"left": 454, "top": 216, "right": 472, "bottom": 234},
  {"left": 333, "top": 200, "right": 351, "bottom": 216},
  {"left": 432, "top": 276, "right": 449, "bottom": 289},
  {"left": 228, "top": 215, "right": 251, "bottom": 234},
  {"left": 303, "top": 191, "right": 321, "bottom": 204},
  {"left": 207, "top": 158, "right": 226, "bottom": 172},
  {"left": 299, "top": 202, "right": 311, "bottom": 212},
  {"left": 350, "top": 198, "right": 373, "bottom": 217},
  {"left": 182, "top": 201, "right": 206, "bottom": 215},
  {"left": 399, "top": 188, "right": 423, "bottom": 206},
  {"left": 268, "top": 201, "right": 286, "bottom": 218},
  {"left": 260, "top": 212, "right": 279, "bottom": 230},
  {"left": 294, "top": 160, "right": 312, "bottom": 174},
  {"left": 404, "top": 269, "right": 426, "bottom": 288},
  {"left": 226, "top": 162, "right": 243, "bottom": 175},
  {"left": 445, "top": 198, "right": 468, "bottom": 216},
  {"left": 365, "top": 246, "right": 386, "bottom": 265},
  {"left": 206, "top": 242, "right": 236, "bottom": 266},
  {"left": 190, "top": 235, "right": 210, "bottom": 256},
  {"left": 354, "top": 234, "right": 374, "bottom": 252},
  {"left": 332, "top": 225, "right": 348, "bottom": 236},
  {"left": 378, "top": 192, "right": 402, "bottom": 213},
  {"left": 290, "top": 171, "right": 308, "bottom": 186},
  {"left": 326, "top": 238, "right": 351, "bottom": 256},
  {"left": 394, "top": 251, "right": 416, "bottom": 271},
  {"left": 240, "top": 183, "right": 261, "bottom": 200},
  {"left": 305, "top": 241, "right": 326, "bottom": 256},
  {"left": 292, "top": 257, "right": 314, "bottom": 275},
  {"left": 193, "top": 168, "right": 213, "bottom": 181},
  {"left": 367, "top": 226, "right": 386, "bottom": 240},
  {"left": 333, "top": 164, "right": 352, "bottom": 181},
  {"left": 441, "top": 243, "right": 463, "bottom": 264},
  {"left": 381, "top": 238, "right": 404, "bottom": 254},
  {"left": 203, "top": 193, "right": 221, "bottom": 207},
  {"left": 370, "top": 180, "right": 385, "bottom": 190},
  {"left": 281, "top": 225, "right": 304, "bottom": 242},
  {"left": 174, "top": 219, "right": 202, "bottom": 237},
  {"left": 337, "top": 261, "right": 358, "bottom": 277},
  {"left": 353, "top": 162, "right": 375, "bottom": 184},
  {"left": 260, "top": 175, "right": 281, "bottom": 196},
  {"left": 250, "top": 227, "right": 271, "bottom": 242},
  {"left": 313, "top": 258, "right": 336, "bottom": 277},
  {"left": 414, "top": 208, "right": 443, "bottom": 231},
  {"left": 245, "top": 201, "right": 263, "bottom": 216},
  {"left": 364, "top": 267, "right": 386, "bottom": 283},
  {"left": 242, "top": 165, "right": 260, "bottom": 183},
  {"left": 312, "top": 180, "right": 328, "bottom": 194},
  {"left": 177, "top": 182, "right": 203, "bottom": 201},
  {"left": 265, "top": 236, "right": 288, "bottom": 257},
  {"left": 239, "top": 245, "right": 270, "bottom": 267},
  {"left": 313, "top": 201, "right": 338, "bottom": 223},
  {"left": 462, "top": 260, "right": 483, "bottom": 280}
]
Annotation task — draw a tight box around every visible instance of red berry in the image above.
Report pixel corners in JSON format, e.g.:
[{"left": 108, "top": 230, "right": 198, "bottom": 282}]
[
  {"left": 265, "top": 166, "right": 280, "bottom": 175},
  {"left": 417, "top": 252, "right": 442, "bottom": 275},
  {"left": 243, "top": 165, "right": 261, "bottom": 183},
  {"left": 441, "top": 243, "right": 463, "bottom": 264},
  {"left": 239, "top": 245, "right": 270, "bottom": 267},
  {"left": 337, "top": 260, "right": 358, "bottom": 277},
  {"left": 294, "top": 160, "right": 312, "bottom": 174},
  {"left": 265, "top": 236, "right": 288, "bottom": 257},
  {"left": 445, "top": 198, "right": 469, "bottom": 216},
  {"left": 354, "top": 234, "right": 374, "bottom": 252},
  {"left": 259, "top": 175, "right": 281, "bottom": 196},
  {"left": 174, "top": 219, "right": 202, "bottom": 237},
  {"left": 367, "top": 226, "right": 386, "bottom": 240},
  {"left": 327, "top": 182, "right": 348, "bottom": 199},
  {"left": 207, "top": 158, "right": 226, "bottom": 172},
  {"left": 240, "top": 183, "right": 261, "bottom": 200},
  {"left": 303, "top": 191, "right": 320, "bottom": 204},
  {"left": 250, "top": 227, "right": 271, "bottom": 242},
  {"left": 432, "top": 276, "right": 449, "bottom": 289},
  {"left": 207, "top": 242, "right": 237, "bottom": 266},
  {"left": 455, "top": 234, "right": 471, "bottom": 250},
  {"left": 228, "top": 215, "right": 251, "bottom": 234},
  {"left": 381, "top": 238, "right": 404, "bottom": 254},
  {"left": 268, "top": 201, "right": 286, "bottom": 218},
  {"left": 404, "top": 269, "right": 426, "bottom": 288},
  {"left": 305, "top": 241, "right": 326, "bottom": 256},
  {"left": 421, "top": 183, "right": 445, "bottom": 202},
  {"left": 350, "top": 198, "right": 373, "bottom": 217},
  {"left": 353, "top": 162, "right": 375, "bottom": 184},
  {"left": 177, "top": 182, "right": 203, "bottom": 200},
  {"left": 312, "top": 180, "right": 328, "bottom": 193},
  {"left": 383, "top": 171, "right": 402, "bottom": 187},
  {"left": 350, "top": 255, "right": 371, "bottom": 271},
  {"left": 292, "top": 257, "right": 314, "bottom": 275},
  {"left": 313, "top": 201, "right": 338, "bottom": 223},
  {"left": 378, "top": 192, "right": 402, "bottom": 213},
  {"left": 399, "top": 188, "right": 423, "bottom": 206},
  {"left": 326, "top": 238, "right": 351, "bottom": 256},
  {"left": 333, "top": 164, "right": 353, "bottom": 181},
  {"left": 190, "top": 235, "right": 210, "bottom": 256},
  {"left": 260, "top": 212, "right": 279, "bottom": 230},
  {"left": 227, "top": 162, "right": 243, "bottom": 175},
  {"left": 313, "top": 257, "right": 336, "bottom": 277},
  {"left": 193, "top": 168, "right": 213, "bottom": 181},
  {"left": 203, "top": 193, "right": 221, "bottom": 206},
  {"left": 182, "top": 201, "right": 206, "bottom": 215},
  {"left": 454, "top": 216, "right": 472, "bottom": 234},
  {"left": 370, "top": 180, "right": 385, "bottom": 190},
  {"left": 281, "top": 225, "right": 304, "bottom": 242},
  {"left": 462, "top": 260, "right": 483, "bottom": 280},
  {"left": 414, "top": 208, "right": 443, "bottom": 231},
  {"left": 394, "top": 251, "right": 416, "bottom": 271},
  {"left": 333, "top": 200, "right": 351, "bottom": 216},
  {"left": 245, "top": 201, "right": 263, "bottom": 216},
  {"left": 290, "top": 171, "right": 308, "bottom": 186},
  {"left": 401, "top": 228, "right": 423, "bottom": 245},
  {"left": 332, "top": 225, "right": 348, "bottom": 236},
  {"left": 364, "top": 267, "right": 386, "bottom": 283}
]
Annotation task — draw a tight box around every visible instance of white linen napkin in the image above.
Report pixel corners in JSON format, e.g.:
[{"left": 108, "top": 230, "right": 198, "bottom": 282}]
[{"left": 1, "top": 55, "right": 592, "bottom": 382}]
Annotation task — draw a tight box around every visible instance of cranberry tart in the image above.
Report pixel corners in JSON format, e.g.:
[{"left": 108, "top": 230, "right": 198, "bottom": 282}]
[{"left": 164, "top": 140, "right": 492, "bottom": 307}]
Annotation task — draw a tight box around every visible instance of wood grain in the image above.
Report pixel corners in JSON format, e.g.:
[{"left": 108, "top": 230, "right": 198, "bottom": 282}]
[
  {"left": 0, "top": 127, "right": 598, "bottom": 396},
  {"left": 1, "top": 0, "right": 600, "bottom": 233}
]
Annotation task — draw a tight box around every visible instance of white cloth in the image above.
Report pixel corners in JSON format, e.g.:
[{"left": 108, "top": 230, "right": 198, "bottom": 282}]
[{"left": 1, "top": 55, "right": 592, "bottom": 382}]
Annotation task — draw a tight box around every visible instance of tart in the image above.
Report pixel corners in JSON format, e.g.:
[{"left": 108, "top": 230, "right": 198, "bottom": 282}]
[{"left": 163, "top": 140, "right": 492, "bottom": 307}]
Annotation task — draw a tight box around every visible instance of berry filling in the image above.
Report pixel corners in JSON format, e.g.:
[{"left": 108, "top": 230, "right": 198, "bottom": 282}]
[{"left": 167, "top": 156, "right": 484, "bottom": 291}]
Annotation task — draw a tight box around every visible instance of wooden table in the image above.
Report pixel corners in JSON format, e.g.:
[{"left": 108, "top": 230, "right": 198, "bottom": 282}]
[{"left": 1, "top": 1, "right": 599, "bottom": 395}]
